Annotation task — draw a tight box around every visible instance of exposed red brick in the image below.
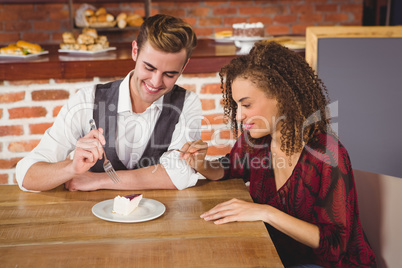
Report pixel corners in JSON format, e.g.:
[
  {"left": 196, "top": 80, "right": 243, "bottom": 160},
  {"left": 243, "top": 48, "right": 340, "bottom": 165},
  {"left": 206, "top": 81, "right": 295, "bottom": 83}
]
[
  {"left": 315, "top": 4, "right": 338, "bottom": 13},
  {"left": 0, "top": 109, "right": 2, "bottom": 119},
  {"left": 341, "top": 4, "right": 363, "bottom": 13},
  {"left": 289, "top": 4, "right": 314, "bottom": 14},
  {"left": 202, "top": 114, "right": 225, "bottom": 125},
  {"left": 29, "top": 123, "right": 53, "bottom": 135},
  {"left": 0, "top": 158, "right": 22, "bottom": 169},
  {"left": 54, "top": 78, "right": 93, "bottom": 83},
  {"left": 292, "top": 24, "right": 309, "bottom": 35},
  {"left": 266, "top": 25, "right": 291, "bottom": 36},
  {"left": 178, "top": 84, "right": 196, "bottom": 92},
  {"left": 201, "top": 84, "right": 222, "bottom": 94},
  {"left": 0, "top": 92, "right": 25, "bottom": 103},
  {"left": 53, "top": 106, "right": 63, "bottom": 117},
  {"left": 182, "top": 73, "right": 216, "bottom": 78},
  {"left": 213, "top": 7, "right": 237, "bottom": 16},
  {"left": 299, "top": 14, "right": 323, "bottom": 24},
  {"left": 273, "top": 15, "right": 297, "bottom": 24},
  {"left": 0, "top": 33, "right": 20, "bottom": 43},
  {"left": 201, "top": 129, "right": 214, "bottom": 141},
  {"left": 188, "top": 7, "right": 210, "bottom": 17},
  {"left": 4, "top": 21, "right": 32, "bottom": 32},
  {"left": 0, "top": 125, "right": 24, "bottom": 137},
  {"left": 325, "top": 13, "right": 349, "bottom": 22},
  {"left": 199, "top": 17, "right": 222, "bottom": 27},
  {"left": 193, "top": 28, "right": 214, "bottom": 37},
  {"left": 31, "top": 90, "right": 69, "bottom": 101},
  {"left": 21, "top": 32, "right": 50, "bottom": 43},
  {"left": 9, "top": 80, "right": 50, "bottom": 86},
  {"left": 263, "top": 6, "right": 288, "bottom": 15},
  {"left": 8, "top": 107, "right": 47, "bottom": 119},
  {"left": 201, "top": 99, "right": 216, "bottom": 111},
  {"left": 249, "top": 17, "right": 273, "bottom": 25},
  {"left": 0, "top": 174, "right": 8, "bottom": 184},
  {"left": 8, "top": 140, "right": 40, "bottom": 152},
  {"left": 159, "top": 8, "right": 185, "bottom": 17},
  {"left": 219, "top": 129, "right": 237, "bottom": 140},
  {"left": 207, "top": 145, "right": 231, "bottom": 156},
  {"left": 19, "top": 9, "right": 47, "bottom": 20},
  {"left": 33, "top": 21, "right": 61, "bottom": 31},
  {"left": 239, "top": 6, "right": 264, "bottom": 15}
]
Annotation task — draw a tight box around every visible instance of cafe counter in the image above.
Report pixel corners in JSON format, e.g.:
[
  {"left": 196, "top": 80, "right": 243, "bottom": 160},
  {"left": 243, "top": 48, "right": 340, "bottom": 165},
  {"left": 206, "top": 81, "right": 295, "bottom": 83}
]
[{"left": 0, "top": 39, "right": 240, "bottom": 81}]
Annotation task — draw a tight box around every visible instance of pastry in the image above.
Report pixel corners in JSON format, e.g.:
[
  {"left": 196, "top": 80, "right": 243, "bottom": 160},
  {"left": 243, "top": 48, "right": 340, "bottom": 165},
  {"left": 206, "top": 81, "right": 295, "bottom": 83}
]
[
  {"left": 232, "top": 22, "right": 265, "bottom": 38},
  {"left": 113, "top": 194, "right": 143, "bottom": 216}
]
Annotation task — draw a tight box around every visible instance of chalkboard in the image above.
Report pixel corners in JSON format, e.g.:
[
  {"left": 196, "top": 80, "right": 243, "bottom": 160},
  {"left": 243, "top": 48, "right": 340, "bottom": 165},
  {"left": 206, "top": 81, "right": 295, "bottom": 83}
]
[{"left": 317, "top": 38, "right": 402, "bottom": 178}]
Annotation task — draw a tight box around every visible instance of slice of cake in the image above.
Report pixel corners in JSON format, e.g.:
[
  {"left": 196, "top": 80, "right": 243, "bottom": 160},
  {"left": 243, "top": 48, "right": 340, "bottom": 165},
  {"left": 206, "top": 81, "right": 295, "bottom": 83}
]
[
  {"left": 232, "top": 22, "right": 265, "bottom": 38},
  {"left": 112, "top": 194, "right": 143, "bottom": 215}
]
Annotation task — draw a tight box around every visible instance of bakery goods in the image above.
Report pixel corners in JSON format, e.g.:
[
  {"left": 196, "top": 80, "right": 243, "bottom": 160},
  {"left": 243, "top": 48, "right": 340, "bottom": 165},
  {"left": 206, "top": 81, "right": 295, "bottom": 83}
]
[
  {"left": 60, "top": 28, "right": 110, "bottom": 51},
  {"left": 62, "top": 32, "right": 76, "bottom": 44},
  {"left": 1, "top": 41, "right": 43, "bottom": 55},
  {"left": 113, "top": 194, "right": 143, "bottom": 216},
  {"left": 16, "top": 40, "right": 43, "bottom": 54},
  {"left": 232, "top": 22, "right": 265, "bottom": 38},
  {"left": 0, "top": 44, "right": 24, "bottom": 55},
  {"left": 215, "top": 30, "right": 232, "bottom": 39}
]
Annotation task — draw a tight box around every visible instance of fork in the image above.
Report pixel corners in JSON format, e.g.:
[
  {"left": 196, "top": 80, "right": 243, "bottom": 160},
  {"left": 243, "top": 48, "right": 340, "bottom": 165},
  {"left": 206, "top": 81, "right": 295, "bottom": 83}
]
[
  {"left": 169, "top": 148, "right": 207, "bottom": 154},
  {"left": 89, "top": 119, "right": 121, "bottom": 184}
]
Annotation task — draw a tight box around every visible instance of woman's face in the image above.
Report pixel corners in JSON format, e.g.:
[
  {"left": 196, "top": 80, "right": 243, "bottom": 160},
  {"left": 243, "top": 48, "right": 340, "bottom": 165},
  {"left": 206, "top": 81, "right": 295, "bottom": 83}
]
[{"left": 231, "top": 77, "right": 281, "bottom": 139}]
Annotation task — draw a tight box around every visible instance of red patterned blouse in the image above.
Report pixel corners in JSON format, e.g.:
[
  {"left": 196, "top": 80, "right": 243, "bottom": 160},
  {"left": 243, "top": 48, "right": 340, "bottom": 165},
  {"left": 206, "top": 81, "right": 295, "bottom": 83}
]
[{"left": 221, "top": 132, "right": 376, "bottom": 267}]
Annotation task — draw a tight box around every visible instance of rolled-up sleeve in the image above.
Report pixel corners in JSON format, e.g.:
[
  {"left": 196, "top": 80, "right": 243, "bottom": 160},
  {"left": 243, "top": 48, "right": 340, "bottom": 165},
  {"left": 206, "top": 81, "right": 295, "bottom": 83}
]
[
  {"left": 159, "top": 150, "right": 199, "bottom": 190},
  {"left": 162, "top": 90, "right": 202, "bottom": 190},
  {"left": 15, "top": 86, "right": 95, "bottom": 192}
]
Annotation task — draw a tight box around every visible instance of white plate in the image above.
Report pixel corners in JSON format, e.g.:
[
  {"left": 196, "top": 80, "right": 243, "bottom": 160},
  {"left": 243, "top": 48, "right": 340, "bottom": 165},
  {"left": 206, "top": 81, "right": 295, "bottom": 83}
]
[
  {"left": 58, "top": 47, "right": 116, "bottom": 55},
  {"left": 232, "top": 36, "right": 266, "bottom": 42},
  {"left": 92, "top": 198, "right": 166, "bottom": 223},
  {"left": 213, "top": 37, "right": 234, "bottom": 43},
  {"left": 0, "top": 51, "right": 49, "bottom": 58}
]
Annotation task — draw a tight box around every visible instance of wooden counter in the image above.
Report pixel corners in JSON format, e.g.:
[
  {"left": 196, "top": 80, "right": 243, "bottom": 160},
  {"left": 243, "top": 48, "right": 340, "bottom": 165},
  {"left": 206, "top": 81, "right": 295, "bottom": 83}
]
[
  {"left": 0, "top": 179, "right": 283, "bottom": 267},
  {"left": 0, "top": 39, "right": 304, "bottom": 81},
  {"left": 0, "top": 39, "right": 239, "bottom": 81}
]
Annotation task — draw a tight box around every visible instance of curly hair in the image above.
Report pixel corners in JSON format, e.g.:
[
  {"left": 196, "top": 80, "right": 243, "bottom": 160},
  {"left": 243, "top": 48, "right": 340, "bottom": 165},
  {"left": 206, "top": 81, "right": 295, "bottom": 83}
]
[{"left": 220, "top": 41, "right": 332, "bottom": 156}]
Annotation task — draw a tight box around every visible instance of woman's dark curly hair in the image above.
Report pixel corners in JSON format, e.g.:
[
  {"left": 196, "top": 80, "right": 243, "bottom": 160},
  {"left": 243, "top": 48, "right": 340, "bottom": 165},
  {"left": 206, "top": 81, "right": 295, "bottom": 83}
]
[{"left": 219, "top": 41, "right": 332, "bottom": 156}]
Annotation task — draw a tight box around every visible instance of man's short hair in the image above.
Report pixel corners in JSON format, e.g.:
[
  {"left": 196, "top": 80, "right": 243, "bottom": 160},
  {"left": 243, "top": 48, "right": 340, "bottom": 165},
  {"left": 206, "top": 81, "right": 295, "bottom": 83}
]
[{"left": 136, "top": 14, "right": 197, "bottom": 61}]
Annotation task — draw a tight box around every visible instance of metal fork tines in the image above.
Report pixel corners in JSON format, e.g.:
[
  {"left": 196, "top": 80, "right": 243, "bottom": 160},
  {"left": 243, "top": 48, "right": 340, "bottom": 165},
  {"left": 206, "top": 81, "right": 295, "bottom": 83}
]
[{"left": 89, "top": 119, "right": 121, "bottom": 184}]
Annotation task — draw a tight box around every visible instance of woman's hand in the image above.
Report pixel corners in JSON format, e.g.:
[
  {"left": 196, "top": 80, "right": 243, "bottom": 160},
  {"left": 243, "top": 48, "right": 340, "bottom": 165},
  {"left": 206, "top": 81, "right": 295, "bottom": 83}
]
[
  {"left": 200, "top": 198, "right": 268, "bottom": 224},
  {"left": 179, "top": 139, "right": 208, "bottom": 172}
]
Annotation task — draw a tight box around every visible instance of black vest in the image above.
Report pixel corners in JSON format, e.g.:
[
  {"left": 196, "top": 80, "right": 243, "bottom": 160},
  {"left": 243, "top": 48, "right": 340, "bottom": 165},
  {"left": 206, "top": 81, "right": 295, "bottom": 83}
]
[{"left": 90, "top": 80, "right": 186, "bottom": 172}]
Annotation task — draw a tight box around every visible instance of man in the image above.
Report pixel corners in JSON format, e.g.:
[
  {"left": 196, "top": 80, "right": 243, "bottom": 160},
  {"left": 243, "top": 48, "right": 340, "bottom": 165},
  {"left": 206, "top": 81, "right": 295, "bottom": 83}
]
[{"left": 16, "top": 14, "right": 201, "bottom": 192}]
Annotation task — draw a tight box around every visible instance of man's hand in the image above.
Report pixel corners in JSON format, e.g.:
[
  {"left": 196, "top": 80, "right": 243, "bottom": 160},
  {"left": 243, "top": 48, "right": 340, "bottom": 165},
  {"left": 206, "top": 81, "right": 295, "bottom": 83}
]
[
  {"left": 64, "top": 171, "right": 108, "bottom": 191},
  {"left": 71, "top": 128, "right": 106, "bottom": 175}
]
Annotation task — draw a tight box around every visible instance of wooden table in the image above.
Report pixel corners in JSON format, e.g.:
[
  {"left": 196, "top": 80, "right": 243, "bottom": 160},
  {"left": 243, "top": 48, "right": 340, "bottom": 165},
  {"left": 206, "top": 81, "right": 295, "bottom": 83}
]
[{"left": 0, "top": 179, "right": 283, "bottom": 267}]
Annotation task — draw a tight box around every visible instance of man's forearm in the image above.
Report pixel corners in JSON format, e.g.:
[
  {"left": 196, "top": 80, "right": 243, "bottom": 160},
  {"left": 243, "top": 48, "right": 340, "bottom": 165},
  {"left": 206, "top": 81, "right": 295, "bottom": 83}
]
[
  {"left": 23, "top": 160, "right": 76, "bottom": 191},
  {"left": 116, "top": 164, "right": 177, "bottom": 190}
]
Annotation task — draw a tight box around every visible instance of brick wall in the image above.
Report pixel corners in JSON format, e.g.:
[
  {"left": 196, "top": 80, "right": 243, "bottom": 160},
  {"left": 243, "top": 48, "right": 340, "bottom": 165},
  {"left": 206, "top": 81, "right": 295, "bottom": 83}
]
[
  {"left": 0, "top": 0, "right": 364, "bottom": 185},
  {"left": 0, "top": 73, "right": 236, "bottom": 185},
  {"left": 0, "top": 0, "right": 363, "bottom": 44}
]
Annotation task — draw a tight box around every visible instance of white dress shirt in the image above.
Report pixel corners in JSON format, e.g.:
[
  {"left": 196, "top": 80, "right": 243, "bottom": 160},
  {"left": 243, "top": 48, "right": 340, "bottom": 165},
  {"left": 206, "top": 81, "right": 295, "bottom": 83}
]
[{"left": 16, "top": 71, "right": 202, "bottom": 192}]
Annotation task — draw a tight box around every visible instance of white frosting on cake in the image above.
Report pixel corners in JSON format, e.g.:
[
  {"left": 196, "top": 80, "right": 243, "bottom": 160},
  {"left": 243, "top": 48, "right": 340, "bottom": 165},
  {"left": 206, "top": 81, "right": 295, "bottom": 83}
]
[
  {"left": 113, "top": 194, "right": 143, "bottom": 215},
  {"left": 233, "top": 22, "right": 264, "bottom": 29}
]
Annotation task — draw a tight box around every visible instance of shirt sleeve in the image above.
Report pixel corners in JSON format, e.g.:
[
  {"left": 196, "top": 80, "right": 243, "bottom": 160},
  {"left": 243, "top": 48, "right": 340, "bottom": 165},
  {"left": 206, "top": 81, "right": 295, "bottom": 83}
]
[
  {"left": 160, "top": 90, "right": 202, "bottom": 190},
  {"left": 311, "top": 138, "right": 356, "bottom": 263},
  {"left": 15, "top": 86, "right": 95, "bottom": 192}
]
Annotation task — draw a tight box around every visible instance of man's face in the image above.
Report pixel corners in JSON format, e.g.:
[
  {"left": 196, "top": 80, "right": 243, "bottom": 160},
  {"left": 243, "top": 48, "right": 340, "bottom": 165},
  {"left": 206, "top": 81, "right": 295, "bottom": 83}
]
[{"left": 130, "top": 40, "right": 188, "bottom": 113}]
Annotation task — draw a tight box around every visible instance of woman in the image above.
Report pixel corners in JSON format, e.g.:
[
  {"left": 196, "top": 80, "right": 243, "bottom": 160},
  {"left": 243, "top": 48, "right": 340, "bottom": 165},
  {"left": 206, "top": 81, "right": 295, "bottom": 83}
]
[{"left": 181, "top": 41, "right": 376, "bottom": 267}]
